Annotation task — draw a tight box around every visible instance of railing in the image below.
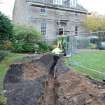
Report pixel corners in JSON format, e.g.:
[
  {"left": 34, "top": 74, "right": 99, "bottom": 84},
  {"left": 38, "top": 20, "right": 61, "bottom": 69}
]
[
  {"left": 26, "top": 0, "right": 87, "bottom": 14},
  {"left": 27, "top": 0, "right": 71, "bottom": 8},
  {"left": 26, "top": 0, "right": 46, "bottom": 4}
]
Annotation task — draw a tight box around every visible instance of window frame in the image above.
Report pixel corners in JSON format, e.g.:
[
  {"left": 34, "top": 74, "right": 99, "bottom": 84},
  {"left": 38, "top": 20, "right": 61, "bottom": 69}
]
[
  {"left": 75, "top": 26, "right": 78, "bottom": 35},
  {"left": 40, "top": 7, "right": 46, "bottom": 13},
  {"left": 41, "top": 22, "right": 47, "bottom": 36}
]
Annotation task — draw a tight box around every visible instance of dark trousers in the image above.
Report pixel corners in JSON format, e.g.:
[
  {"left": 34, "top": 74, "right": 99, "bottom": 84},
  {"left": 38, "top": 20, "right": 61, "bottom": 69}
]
[{"left": 49, "top": 55, "right": 60, "bottom": 76}]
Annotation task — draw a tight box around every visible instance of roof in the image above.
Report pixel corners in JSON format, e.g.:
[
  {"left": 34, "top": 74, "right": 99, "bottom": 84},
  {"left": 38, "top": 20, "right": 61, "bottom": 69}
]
[
  {"left": 26, "top": 0, "right": 88, "bottom": 14},
  {"left": 74, "top": 4, "right": 87, "bottom": 13}
]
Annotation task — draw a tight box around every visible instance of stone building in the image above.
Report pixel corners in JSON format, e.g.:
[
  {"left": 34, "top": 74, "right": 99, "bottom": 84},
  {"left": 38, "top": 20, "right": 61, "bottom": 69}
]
[{"left": 13, "top": 0, "right": 88, "bottom": 41}]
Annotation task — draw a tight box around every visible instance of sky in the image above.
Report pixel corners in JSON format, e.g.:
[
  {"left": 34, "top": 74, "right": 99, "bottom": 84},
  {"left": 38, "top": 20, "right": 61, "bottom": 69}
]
[
  {"left": 0, "top": 0, "right": 105, "bottom": 19},
  {"left": 0, "top": 0, "right": 15, "bottom": 19},
  {"left": 78, "top": 0, "right": 105, "bottom": 15}
]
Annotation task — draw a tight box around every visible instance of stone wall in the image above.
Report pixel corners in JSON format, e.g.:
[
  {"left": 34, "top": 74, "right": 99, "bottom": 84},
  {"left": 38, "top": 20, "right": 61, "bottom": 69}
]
[{"left": 13, "top": 0, "right": 88, "bottom": 41}]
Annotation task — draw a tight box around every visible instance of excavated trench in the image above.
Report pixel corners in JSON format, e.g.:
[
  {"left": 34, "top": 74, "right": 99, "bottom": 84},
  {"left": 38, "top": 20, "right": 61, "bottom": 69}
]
[
  {"left": 3, "top": 54, "right": 105, "bottom": 105},
  {"left": 4, "top": 54, "right": 65, "bottom": 105}
]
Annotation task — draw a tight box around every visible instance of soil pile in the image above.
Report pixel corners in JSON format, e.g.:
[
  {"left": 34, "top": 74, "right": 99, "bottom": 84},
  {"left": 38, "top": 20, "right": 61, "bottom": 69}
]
[
  {"left": 3, "top": 54, "right": 105, "bottom": 105},
  {"left": 4, "top": 54, "right": 49, "bottom": 105},
  {"left": 57, "top": 71, "right": 105, "bottom": 105}
]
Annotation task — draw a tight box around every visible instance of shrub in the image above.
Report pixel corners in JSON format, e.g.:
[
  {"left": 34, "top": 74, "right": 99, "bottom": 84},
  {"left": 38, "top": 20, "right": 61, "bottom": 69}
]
[
  {"left": 0, "top": 12, "right": 13, "bottom": 41},
  {"left": 12, "top": 43, "right": 24, "bottom": 53},
  {"left": 22, "top": 43, "right": 39, "bottom": 53},
  {"left": 0, "top": 51, "right": 8, "bottom": 62},
  {"left": 12, "top": 25, "right": 53, "bottom": 53},
  {"left": 3, "top": 40, "right": 13, "bottom": 50},
  {"left": 0, "top": 96, "right": 7, "bottom": 105},
  {"left": 12, "top": 25, "right": 42, "bottom": 53},
  {"left": 0, "top": 40, "right": 13, "bottom": 50},
  {"left": 13, "top": 25, "right": 41, "bottom": 41},
  {"left": 37, "top": 42, "right": 53, "bottom": 53}
]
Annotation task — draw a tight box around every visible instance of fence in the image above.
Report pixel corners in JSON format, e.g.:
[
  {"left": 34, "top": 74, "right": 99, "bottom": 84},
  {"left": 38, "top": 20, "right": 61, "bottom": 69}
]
[
  {"left": 43, "top": 34, "right": 91, "bottom": 55},
  {"left": 43, "top": 31, "right": 105, "bottom": 80},
  {"left": 64, "top": 31, "right": 105, "bottom": 80},
  {"left": 0, "top": 31, "right": 105, "bottom": 81}
]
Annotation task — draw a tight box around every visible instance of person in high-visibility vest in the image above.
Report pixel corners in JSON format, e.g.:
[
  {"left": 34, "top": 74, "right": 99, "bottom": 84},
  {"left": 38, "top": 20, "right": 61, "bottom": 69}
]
[{"left": 49, "top": 45, "right": 63, "bottom": 76}]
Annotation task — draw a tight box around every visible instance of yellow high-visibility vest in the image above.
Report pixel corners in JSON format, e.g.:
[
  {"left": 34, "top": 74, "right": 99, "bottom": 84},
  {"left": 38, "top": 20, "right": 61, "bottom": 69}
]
[{"left": 52, "top": 47, "right": 62, "bottom": 55}]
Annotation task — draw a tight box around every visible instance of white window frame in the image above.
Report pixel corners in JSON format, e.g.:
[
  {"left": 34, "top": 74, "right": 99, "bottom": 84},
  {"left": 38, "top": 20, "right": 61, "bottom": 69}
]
[{"left": 41, "top": 22, "right": 47, "bottom": 36}]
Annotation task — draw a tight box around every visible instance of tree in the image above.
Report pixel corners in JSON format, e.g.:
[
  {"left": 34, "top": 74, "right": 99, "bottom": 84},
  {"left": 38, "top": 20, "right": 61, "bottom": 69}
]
[
  {"left": 83, "top": 14, "right": 105, "bottom": 32},
  {"left": 83, "top": 14, "right": 105, "bottom": 48},
  {"left": 0, "top": 12, "right": 13, "bottom": 41}
]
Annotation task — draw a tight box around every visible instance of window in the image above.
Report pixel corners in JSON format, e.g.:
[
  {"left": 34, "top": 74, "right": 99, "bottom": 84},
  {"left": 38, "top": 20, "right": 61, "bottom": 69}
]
[
  {"left": 41, "top": 22, "right": 47, "bottom": 36},
  {"left": 75, "top": 12, "right": 78, "bottom": 16},
  {"left": 63, "top": 0, "right": 70, "bottom": 7},
  {"left": 60, "top": 20, "right": 67, "bottom": 26},
  {"left": 53, "top": 0, "right": 62, "bottom": 5},
  {"left": 75, "top": 26, "right": 78, "bottom": 35},
  {"left": 70, "top": 0, "right": 77, "bottom": 7},
  {"left": 40, "top": 7, "right": 46, "bottom": 13}
]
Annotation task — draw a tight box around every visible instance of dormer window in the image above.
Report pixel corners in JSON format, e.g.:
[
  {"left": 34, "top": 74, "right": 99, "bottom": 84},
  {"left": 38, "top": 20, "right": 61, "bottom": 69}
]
[{"left": 70, "top": 0, "right": 77, "bottom": 7}]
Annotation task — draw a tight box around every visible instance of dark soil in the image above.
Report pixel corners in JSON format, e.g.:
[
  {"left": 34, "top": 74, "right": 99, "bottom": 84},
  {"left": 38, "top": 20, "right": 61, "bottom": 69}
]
[{"left": 3, "top": 54, "right": 105, "bottom": 105}]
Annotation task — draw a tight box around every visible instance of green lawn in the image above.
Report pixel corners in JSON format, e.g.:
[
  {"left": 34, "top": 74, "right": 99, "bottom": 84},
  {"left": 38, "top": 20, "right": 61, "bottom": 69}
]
[
  {"left": 0, "top": 52, "right": 25, "bottom": 105},
  {"left": 0, "top": 52, "right": 25, "bottom": 93},
  {"left": 0, "top": 53, "right": 25, "bottom": 79},
  {"left": 66, "top": 50, "right": 105, "bottom": 80}
]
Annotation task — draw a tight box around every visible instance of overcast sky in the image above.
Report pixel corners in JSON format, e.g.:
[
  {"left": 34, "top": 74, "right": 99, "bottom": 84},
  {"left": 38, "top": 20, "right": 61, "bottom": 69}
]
[
  {"left": 78, "top": 0, "right": 105, "bottom": 15},
  {"left": 0, "top": 0, "right": 15, "bottom": 19},
  {"left": 0, "top": 0, "right": 105, "bottom": 19}
]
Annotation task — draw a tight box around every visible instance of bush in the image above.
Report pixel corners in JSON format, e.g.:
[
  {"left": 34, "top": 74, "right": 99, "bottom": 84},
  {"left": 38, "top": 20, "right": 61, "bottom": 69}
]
[
  {"left": 37, "top": 42, "right": 53, "bottom": 53},
  {"left": 0, "top": 12, "right": 13, "bottom": 41},
  {"left": 22, "top": 43, "right": 39, "bottom": 53},
  {"left": 0, "top": 40, "right": 13, "bottom": 50},
  {"left": 12, "top": 25, "right": 41, "bottom": 53},
  {"left": 13, "top": 25, "right": 41, "bottom": 41},
  {"left": 0, "top": 96, "right": 7, "bottom": 105},
  {"left": 3, "top": 40, "right": 13, "bottom": 50},
  {"left": 0, "top": 51, "right": 8, "bottom": 62},
  {"left": 12, "top": 25, "right": 53, "bottom": 53},
  {"left": 12, "top": 43, "right": 24, "bottom": 53}
]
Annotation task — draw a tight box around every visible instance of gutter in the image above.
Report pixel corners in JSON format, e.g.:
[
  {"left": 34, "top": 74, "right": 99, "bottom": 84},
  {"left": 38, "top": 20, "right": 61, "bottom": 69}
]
[{"left": 27, "top": 1, "right": 88, "bottom": 14}]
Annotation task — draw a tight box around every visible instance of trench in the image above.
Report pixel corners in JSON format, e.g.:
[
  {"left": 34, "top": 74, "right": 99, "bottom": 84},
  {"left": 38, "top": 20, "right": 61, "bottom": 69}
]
[
  {"left": 4, "top": 54, "right": 105, "bottom": 105},
  {"left": 43, "top": 55, "right": 60, "bottom": 105},
  {"left": 44, "top": 76, "right": 59, "bottom": 105},
  {"left": 4, "top": 54, "right": 63, "bottom": 105}
]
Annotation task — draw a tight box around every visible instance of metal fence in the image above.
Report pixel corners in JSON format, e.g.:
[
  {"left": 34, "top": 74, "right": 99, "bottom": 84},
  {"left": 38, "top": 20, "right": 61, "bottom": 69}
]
[
  {"left": 45, "top": 34, "right": 93, "bottom": 55},
  {"left": 0, "top": 32, "right": 105, "bottom": 104},
  {"left": 44, "top": 31, "right": 105, "bottom": 80}
]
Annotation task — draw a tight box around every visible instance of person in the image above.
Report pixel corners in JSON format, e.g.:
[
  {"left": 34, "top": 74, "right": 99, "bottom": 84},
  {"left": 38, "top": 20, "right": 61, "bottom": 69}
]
[{"left": 49, "top": 46, "right": 63, "bottom": 76}]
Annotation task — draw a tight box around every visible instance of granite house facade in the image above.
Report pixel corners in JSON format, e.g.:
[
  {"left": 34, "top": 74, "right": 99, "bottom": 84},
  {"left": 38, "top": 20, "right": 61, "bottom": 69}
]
[{"left": 13, "top": 0, "right": 88, "bottom": 41}]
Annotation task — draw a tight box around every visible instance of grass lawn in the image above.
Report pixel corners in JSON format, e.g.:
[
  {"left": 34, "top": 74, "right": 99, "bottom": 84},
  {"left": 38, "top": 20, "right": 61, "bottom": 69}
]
[
  {"left": 65, "top": 50, "right": 105, "bottom": 80},
  {"left": 0, "top": 52, "right": 25, "bottom": 93}
]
